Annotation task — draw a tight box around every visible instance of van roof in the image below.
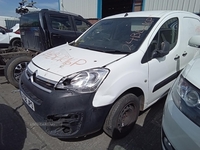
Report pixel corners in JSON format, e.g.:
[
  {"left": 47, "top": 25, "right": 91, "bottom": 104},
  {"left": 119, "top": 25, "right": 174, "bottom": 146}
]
[{"left": 103, "top": 10, "right": 198, "bottom": 19}]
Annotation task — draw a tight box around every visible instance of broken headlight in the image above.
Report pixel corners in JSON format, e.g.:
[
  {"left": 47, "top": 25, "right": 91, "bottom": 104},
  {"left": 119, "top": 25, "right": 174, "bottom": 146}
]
[{"left": 56, "top": 68, "right": 109, "bottom": 93}]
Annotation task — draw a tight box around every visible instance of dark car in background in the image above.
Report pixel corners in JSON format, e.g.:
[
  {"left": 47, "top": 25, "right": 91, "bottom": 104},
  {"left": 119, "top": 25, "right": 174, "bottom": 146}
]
[
  {"left": 3, "top": 9, "right": 92, "bottom": 88},
  {"left": 20, "top": 9, "right": 92, "bottom": 52}
]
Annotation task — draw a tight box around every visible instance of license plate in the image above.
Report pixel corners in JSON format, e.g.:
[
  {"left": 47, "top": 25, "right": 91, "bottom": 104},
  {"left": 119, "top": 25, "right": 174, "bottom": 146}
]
[{"left": 21, "top": 91, "right": 35, "bottom": 111}]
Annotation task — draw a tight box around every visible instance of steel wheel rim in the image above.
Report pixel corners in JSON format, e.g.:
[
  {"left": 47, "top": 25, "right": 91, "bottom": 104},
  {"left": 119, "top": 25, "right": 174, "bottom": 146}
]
[
  {"left": 117, "top": 103, "right": 136, "bottom": 131},
  {"left": 13, "top": 61, "right": 29, "bottom": 81}
]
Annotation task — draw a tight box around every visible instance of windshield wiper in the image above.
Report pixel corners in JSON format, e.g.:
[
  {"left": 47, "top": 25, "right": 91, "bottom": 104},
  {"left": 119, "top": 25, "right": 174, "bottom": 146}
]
[
  {"left": 69, "top": 42, "right": 93, "bottom": 50},
  {"left": 69, "top": 43, "right": 130, "bottom": 54},
  {"left": 74, "top": 44, "right": 103, "bottom": 52},
  {"left": 104, "top": 50, "right": 131, "bottom": 54}
]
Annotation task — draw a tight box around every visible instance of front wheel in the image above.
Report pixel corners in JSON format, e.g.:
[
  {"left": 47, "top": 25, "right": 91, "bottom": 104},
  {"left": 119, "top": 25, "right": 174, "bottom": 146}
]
[
  {"left": 103, "top": 93, "right": 140, "bottom": 139},
  {"left": 4, "top": 55, "right": 32, "bottom": 88}
]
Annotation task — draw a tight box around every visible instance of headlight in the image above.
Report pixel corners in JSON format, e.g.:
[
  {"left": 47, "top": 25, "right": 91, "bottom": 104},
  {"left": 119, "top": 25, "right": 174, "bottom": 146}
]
[
  {"left": 172, "top": 75, "right": 200, "bottom": 126},
  {"left": 55, "top": 68, "right": 109, "bottom": 93}
]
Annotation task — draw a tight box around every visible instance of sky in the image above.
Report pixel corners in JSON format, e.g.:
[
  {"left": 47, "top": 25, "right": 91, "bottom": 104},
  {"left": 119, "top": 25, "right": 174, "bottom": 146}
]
[{"left": 0, "top": 0, "right": 59, "bottom": 17}]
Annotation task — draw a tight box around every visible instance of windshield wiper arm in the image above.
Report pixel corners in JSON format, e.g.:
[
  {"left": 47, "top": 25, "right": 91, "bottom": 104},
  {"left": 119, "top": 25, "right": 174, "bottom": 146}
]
[{"left": 104, "top": 50, "right": 131, "bottom": 54}]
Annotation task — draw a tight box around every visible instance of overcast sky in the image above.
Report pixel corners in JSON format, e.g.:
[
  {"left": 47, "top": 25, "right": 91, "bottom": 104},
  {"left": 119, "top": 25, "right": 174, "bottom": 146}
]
[{"left": 0, "top": 0, "right": 59, "bottom": 17}]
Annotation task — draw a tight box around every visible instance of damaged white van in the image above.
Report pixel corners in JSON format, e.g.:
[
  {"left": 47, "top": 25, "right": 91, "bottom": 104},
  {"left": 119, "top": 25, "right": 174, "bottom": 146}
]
[{"left": 19, "top": 11, "right": 200, "bottom": 139}]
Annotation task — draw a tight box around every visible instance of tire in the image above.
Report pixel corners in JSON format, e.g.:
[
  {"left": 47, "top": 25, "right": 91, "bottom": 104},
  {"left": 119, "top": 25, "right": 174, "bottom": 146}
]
[
  {"left": 11, "top": 39, "right": 21, "bottom": 47},
  {"left": 4, "top": 55, "right": 32, "bottom": 88},
  {"left": 103, "top": 93, "right": 140, "bottom": 139}
]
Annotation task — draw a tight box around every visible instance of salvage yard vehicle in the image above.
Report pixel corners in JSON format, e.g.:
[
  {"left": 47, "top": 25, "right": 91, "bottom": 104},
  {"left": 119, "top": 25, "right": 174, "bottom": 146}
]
[
  {"left": 1, "top": 9, "right": 91, "bottom": 88},
  {"left": 161, "top": 35, "right": 200, "bottom": 150},
  {"left": 19, "top": 10, "right": 200, "bottom": 139}
]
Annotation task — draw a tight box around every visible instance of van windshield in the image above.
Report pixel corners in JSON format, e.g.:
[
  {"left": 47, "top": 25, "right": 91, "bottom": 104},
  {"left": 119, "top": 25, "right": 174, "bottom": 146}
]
[{"left": 72, "top": 17, "right": 158, "bottom": 54}]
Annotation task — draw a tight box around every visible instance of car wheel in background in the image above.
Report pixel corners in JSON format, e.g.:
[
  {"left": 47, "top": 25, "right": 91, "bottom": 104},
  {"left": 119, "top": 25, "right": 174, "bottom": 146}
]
[
  {"left": 11, "top": 38, "right": 21, "bottom": 47},
  {"left": 4, "top": 55, "right": 32, "bottom": 88}
]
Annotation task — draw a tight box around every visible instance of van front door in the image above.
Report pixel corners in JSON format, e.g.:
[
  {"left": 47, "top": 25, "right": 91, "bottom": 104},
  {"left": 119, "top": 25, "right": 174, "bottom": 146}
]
[{"left": 145, "top": 17, "right": 180, "bottom": 105}]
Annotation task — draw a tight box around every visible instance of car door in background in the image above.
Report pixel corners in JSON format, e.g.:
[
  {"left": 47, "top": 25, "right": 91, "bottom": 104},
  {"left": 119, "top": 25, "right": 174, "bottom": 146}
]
[
  {"left": 0, "top": 27, "right": 9, "bottom": 48},
  {"left": 73, "top": 16, "right": 92, "bottom": 37},
  {"left": 46, "top": 13, "right": 77, "bottom": 47}
]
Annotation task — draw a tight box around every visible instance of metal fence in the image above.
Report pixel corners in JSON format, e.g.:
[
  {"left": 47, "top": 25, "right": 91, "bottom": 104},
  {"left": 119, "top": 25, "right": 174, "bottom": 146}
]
[{"left": 5, "top": 19, "right": 20, "bottom": 29}]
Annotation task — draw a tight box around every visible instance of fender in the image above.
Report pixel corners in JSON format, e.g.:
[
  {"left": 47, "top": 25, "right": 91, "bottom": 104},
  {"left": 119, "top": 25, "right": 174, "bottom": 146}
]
[
  {"left": 93, "top": 50, "right": 148, "bottom": 107},
  {"left": 10, "top": 37, "right": 21, "bottom": 44}
]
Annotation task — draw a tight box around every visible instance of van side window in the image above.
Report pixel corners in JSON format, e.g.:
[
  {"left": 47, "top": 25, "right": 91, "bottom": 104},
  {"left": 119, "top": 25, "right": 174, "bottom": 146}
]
[
  {"left": 50, "top": 16, "right": 72, "bottom": 31},
  {"left": 142, "top": 18, "right": 179, "bottom": 63},
  {"left": 74, "top": 18, "right": 91, "bottom": 32},
  {"left": 151, "top": 18, "right": 178, "bottom": 52},
  {"left": 157, "top": 18, "right": 178, "bottom": 50}
]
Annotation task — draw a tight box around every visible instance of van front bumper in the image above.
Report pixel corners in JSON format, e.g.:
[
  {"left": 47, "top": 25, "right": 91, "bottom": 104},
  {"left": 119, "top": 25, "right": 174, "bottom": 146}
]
[{"left": 19, "top": 71, "right": 111, "bottom": 139}]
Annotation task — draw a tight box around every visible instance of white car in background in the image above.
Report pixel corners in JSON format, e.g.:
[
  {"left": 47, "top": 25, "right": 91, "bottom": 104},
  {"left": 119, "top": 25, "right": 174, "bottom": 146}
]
[
  {"left": 10, "top": 23, "right": 20, "bottom": 33},
  {"left": 162, "top": 35, "right": 200, "bottom": 150},
  {"left": 0, "top": 24, "right": 21, "bottom": 48}
]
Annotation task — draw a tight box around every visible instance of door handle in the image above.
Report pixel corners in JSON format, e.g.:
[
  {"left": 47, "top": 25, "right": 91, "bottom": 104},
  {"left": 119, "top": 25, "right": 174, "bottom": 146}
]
[
  {"left": 52, "top": 34, "right": 59, "bottom": 36},
  {"left": 174, "top": 55, "right": 180, "bottom": 60},
  {"left": 182, "top": 52, "right": 187, "bottom": 57},
  {"left": 52, "top": 34, "right": 61, "bottom": 38}
]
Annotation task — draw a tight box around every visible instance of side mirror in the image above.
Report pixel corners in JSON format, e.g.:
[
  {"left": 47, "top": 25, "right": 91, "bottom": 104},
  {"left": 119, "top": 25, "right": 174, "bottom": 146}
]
[
  {"left": 188, "top": 35, "right": 200, "bottom": 48},
  {"left": 152, "top": 41, "right": 170, "bottom": 58}
]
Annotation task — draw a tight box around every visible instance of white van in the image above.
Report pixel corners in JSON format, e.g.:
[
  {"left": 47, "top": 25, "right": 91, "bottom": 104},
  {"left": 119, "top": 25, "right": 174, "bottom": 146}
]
[{"left": 19, "top": 11, "right": 200, "bottom": 139}]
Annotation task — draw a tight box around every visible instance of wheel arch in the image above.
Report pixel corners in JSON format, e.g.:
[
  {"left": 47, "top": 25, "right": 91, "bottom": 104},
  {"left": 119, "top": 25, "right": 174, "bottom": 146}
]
[
  {"left": 116, "top": 87, "right": 145, "bottom": 111},
  {"left": 10, "top": 37, "right": 21, "bottom": 45},
  {"left": 103, "top": 88, "right": 142, "bottom": 139},
  {"left": 92, "top": 72, "right": 148, "bottom": 109}
]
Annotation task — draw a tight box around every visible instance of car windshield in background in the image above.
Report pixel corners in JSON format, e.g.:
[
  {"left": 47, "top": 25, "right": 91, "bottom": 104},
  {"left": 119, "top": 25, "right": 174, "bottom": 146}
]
[{"left": 72, "top": 17, "right": 159, "bottom": 54}]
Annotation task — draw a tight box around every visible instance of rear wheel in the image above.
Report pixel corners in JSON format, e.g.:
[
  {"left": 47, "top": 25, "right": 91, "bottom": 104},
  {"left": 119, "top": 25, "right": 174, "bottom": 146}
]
[
  {"left": 11, "top": 39, "right": 21, "bottom": 47},
  {"left": 4, "top": 55, "right": 32, "bottom": 88},
  {"left": 103, "top": 93, "right": 140, "bottom": 139}
]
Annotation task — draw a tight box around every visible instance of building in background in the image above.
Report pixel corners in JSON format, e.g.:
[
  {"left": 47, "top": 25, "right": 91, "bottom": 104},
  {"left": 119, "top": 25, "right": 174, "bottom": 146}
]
[
  {"left": 0, "top": 16, "right": 19, "bottom": 29},
  {"left": 59, "top": 0, "right": 200, "bottom": 23},
  {"left": 143, "top": 0, "right": 200, "bottom": 13},
  {"left": 59, "top": 0, "right": 142, "bottom": 23}
]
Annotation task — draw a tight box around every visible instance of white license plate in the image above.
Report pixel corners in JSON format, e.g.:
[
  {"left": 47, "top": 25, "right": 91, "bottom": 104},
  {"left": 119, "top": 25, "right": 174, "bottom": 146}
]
[{"left": 21, "top": 91, "right": 35, "bottom": 111}]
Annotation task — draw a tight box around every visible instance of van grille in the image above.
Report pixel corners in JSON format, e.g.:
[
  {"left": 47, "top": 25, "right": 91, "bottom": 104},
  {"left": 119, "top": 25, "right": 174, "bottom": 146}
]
[{"left": 26, "top": 69, "right": 56, "bottom": 91}]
